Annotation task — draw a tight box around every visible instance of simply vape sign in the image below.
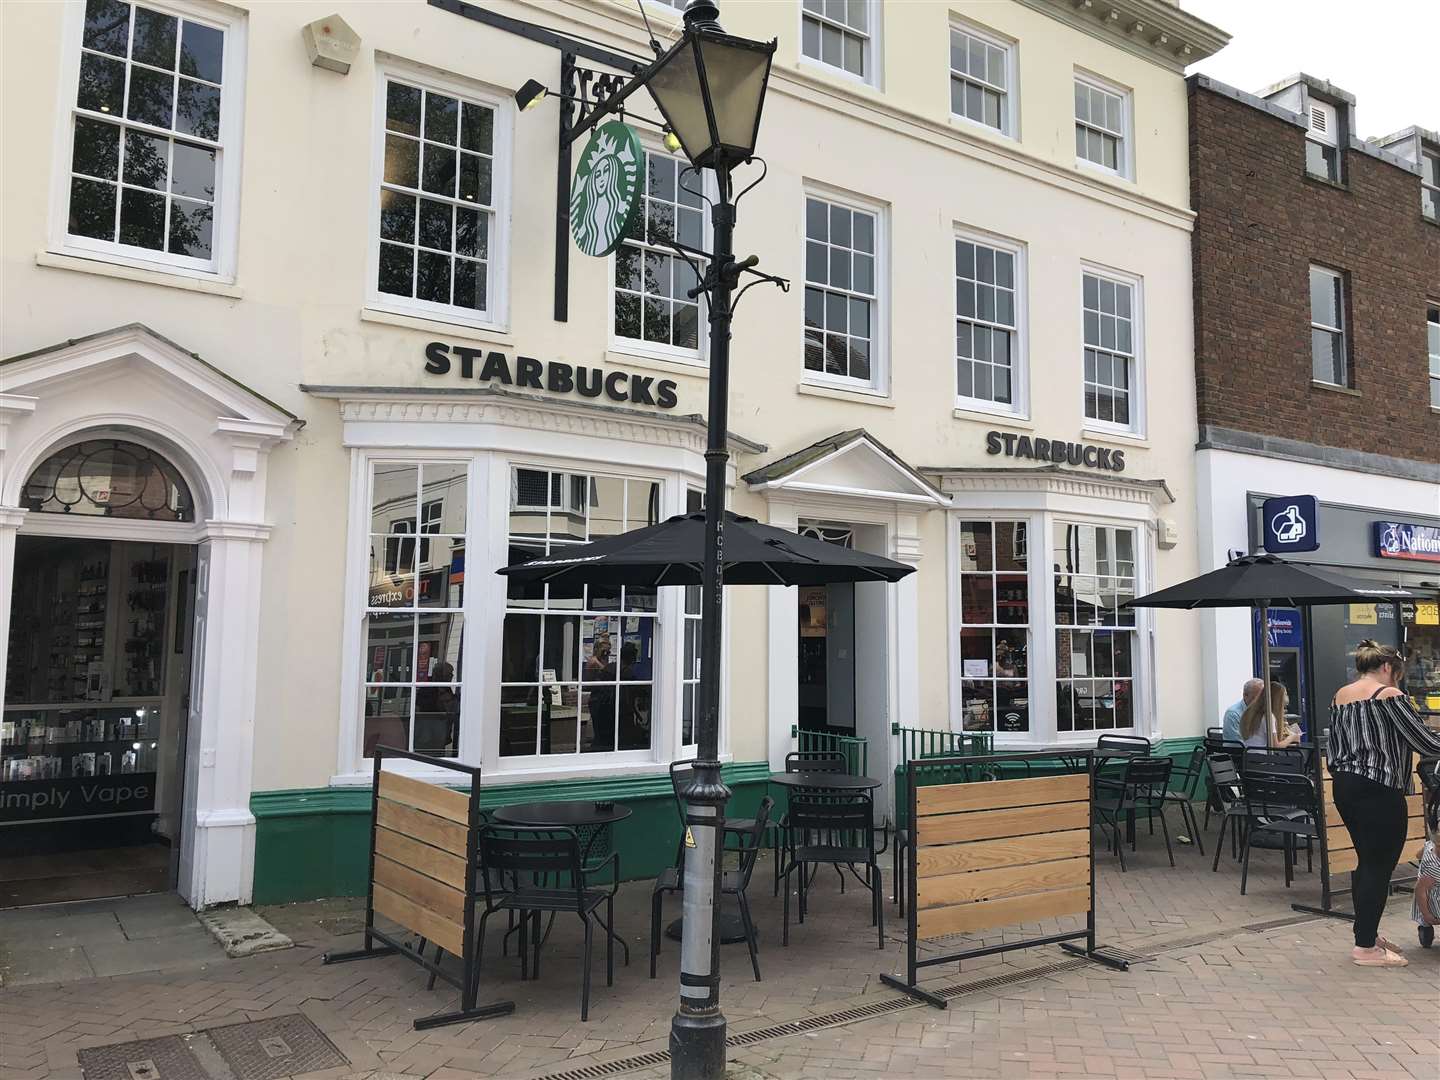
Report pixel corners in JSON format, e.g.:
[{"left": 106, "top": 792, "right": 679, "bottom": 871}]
[
  {"left": 423, "top": 342, "right": 678, "bottom": 409},
  {"left": 1262, "top": 495, "right": 1319, "bottom": 554},
  {"left": 1374, "top": 520, "right": 1440, "bottom": 563}
]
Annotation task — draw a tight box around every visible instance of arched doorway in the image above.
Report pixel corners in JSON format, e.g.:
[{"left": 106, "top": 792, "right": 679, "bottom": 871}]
[{"left": 2, "top": 438, "right": 201, "bottom": 906}]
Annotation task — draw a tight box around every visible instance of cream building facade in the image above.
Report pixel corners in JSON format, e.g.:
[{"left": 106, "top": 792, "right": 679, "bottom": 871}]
[{"left": 0, "top": 0, "right": 1227, "bottom": 908}]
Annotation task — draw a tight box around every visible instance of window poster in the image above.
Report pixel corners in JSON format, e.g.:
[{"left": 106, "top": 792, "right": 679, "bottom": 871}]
[{"left": 1347, "top": 603, "right": 1378, "bottom": 625}]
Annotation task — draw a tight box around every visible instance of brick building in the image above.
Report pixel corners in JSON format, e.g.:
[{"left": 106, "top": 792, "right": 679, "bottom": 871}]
[{"left": 1187, "top": 72, "right": 1440, "bottom": 735}]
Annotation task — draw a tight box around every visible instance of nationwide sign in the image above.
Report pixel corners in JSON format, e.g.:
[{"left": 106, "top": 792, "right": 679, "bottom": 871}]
[
  {"left": 1373, "top": 520, "right": 1440, "bottom": 563},
  {"left": 423, "top": 342, "right": 679, "bottom": 409},
  {"left": 1262, "top": 495, "right": 1319, "bottom": 554}
]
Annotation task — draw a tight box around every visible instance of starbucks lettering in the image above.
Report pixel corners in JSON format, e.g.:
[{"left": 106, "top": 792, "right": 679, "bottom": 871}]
[
  {"left": 423, "top": 342, "right": 679, "bottom": 409},
  {"left": 984, "top": 430, "right": 1126, "bottom": 472}
]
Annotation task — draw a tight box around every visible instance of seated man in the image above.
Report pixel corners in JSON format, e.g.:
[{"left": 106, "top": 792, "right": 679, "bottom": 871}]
[{"left": 1222, "top": 678, "right": 1263, "bottom": 743}]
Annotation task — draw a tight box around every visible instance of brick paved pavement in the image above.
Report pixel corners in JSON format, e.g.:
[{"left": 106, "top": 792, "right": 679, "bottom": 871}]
[{"left": 1, "top": 834, "right": 1435, "bottom": 1079}]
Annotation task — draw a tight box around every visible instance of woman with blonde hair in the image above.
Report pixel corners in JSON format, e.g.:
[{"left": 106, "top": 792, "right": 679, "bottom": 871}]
[
  {"left": 1329, "top": 640, "right": 1440, "bottom": 966},
  {"left": 1239, "top": 681, "right": 1298, "bottom": 748}
]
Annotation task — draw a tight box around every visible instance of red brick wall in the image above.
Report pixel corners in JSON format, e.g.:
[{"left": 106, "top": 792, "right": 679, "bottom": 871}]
[{"left": 1188, "top": 83, "right": 1440, "bottom": 463}]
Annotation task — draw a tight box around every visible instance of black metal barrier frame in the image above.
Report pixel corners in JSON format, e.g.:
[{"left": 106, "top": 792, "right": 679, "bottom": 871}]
[
  {"left": 879, "top": 751, "right": 1130, "bottom": 1009},
  {"left": 322, "top": 746, "right": 516, "bottom": 1029}
]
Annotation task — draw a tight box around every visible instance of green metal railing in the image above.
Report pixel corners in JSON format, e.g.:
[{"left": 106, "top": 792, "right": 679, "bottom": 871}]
[
  {"left": 891, "top": 723, "right": 993, "bottom": 763},
  {"left": 790, "top": 727, "right": 869, "bottom": 776}
]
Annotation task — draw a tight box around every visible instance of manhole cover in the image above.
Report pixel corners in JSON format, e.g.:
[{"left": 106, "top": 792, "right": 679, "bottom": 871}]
[
  {"left": 205, "top": 1015, "right": 347, "bottom": 1080},
  {"left": 78, "top": 1037, "right": 208, "bottom": 1080}
]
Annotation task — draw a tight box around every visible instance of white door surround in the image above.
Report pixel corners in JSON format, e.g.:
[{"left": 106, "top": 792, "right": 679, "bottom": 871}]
[
  {"left": 746, "top": 431, "right": 949, "bottom": 806},
  {"left": 0, "top": 324, "right": 299, "bottom": 908}
]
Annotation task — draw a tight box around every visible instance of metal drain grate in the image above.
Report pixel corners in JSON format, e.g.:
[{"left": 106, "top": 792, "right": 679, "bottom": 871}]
[
  {"left": 204, "top": 1015, "right": 347, "bottom": 1080},
  {"left": 934, "top": 957, "right": 1087, "bottom": 999},
  {"left": 1239, "top": 914, "right": 1320, "bottom": 934},
  {"left": 532, "top": 1049, "right": 671, "bottom": 1080},
  {"left": 728, "top": 996, "right": 917, "bottom": 1046},
  {"left": 78, "top": 1036, "right": 209, "bottom": 1080}
]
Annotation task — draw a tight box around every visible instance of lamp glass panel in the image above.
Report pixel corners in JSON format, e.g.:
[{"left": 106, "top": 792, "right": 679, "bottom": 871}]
[
  {"left": 647, "top": 41, "right": 714, "bottom": 163},
  {"left": 697, "top": 37, "right": 770, "bottom": 155}
]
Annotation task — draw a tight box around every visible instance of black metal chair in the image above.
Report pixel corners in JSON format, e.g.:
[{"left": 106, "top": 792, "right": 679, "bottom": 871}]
[
  {"left": 1203, "top": 739, "right": 1248, "bottom": 828},
  {"left": 772, "top": 750, "right": 850, "bottom": 895},
  {"left": 650, "top": 796, "right": 774, "bottom": 982},
  {"left": 671, "top": 758, "right": 759, "bottom": 854},
  {"left": 1242, "top": 746, "right": 1307, "bottom": 779},
  {"left": 1162, "top": 745, "right": 1208, "bottom": 856},
  {"left": 1239, "top": 774, "right": 1319, "bottom": 895},
  {"left": 1206, "top": 753, "right": 1251, "bottom": 871},
  {"left": 475, "top": 825, "right": 618, "bottom": 1021},
  {"left": 780, "top": 791, "right": 883, "bottom": 949},
  {"left": 1096, "top": 733, "right": 1152, "bottom": 754},
  {"left": 1094, "top": 755, "right": 1174, "bottom": 871}
]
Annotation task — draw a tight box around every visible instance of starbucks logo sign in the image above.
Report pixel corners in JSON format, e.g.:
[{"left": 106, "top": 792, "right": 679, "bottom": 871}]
[{"left": 569, "top": 121, "right": 643, "bottom": 258}]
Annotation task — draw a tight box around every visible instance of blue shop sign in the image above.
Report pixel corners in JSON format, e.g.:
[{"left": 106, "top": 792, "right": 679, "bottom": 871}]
[
  {"left": 1262, "top": 495, "right": 1319, "bottom": 554},
  {"left": 1374, "top": 520, "right": 1440, "bottom": 563},
  {"left": 1261, "top": 607, "right": 1302, "bottom": 648}
]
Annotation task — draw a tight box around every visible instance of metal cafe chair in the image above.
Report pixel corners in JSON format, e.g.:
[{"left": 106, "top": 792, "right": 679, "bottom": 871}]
[
  {"left": 475, "top": 825, "right": 619, "bottom": 1022},
  {"left": 1162, "top": 744, "right": 1209, "bottom": 856},
  {"left": 651, "top": 796, "right": 775, "bottom": 982},
  {"left": 780, "top": 791, "right": 884, "bottom": 950},
  {"left": 1242, "top": 746, "right": 1307, "bottom": 779},
  {"left": 1206, "top": 753, "right": 1251, "bottom": 871},
  {"left": 1239, "top": 774, "right": 1318, "bottom": 895},
  {"left": 1094, "top": 756, "right": 1174, "bottom": 871},
  {"left": 772, "top": 750, "right": 850, "bottom": 896}
]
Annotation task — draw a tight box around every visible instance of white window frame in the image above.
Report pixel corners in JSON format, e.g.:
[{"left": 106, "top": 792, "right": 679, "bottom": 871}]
[
  {"left": 954, "top": 225, "right": 1027, "bottom": 419},
  {"left": 801, "top": 182, "right": 889, "bottom": 395},
  {"left": 608, "top": 142, "right": 712, "bottom": 366},
  {"left": 1073, "top": 70, "right": 1132, "bottom": 181},
  {"left": 944, "top": 505, "right": 1157, "bottom": 750},
  {"left": 365, "top": 58, "right": 513, "bottom": 334},
  {"left": 798, "top": 0, "right": 882, "bottom": 89},
  {"left": 1426, "top": 305, "right": 1438, "bottom": 409},
  {"left": 336, "top": 447, "right": 711, "bottom": 785},
  {"left": 1079, "top": 262, "right": 1146, "bottom": 437},
  {"left": 1305, "top": 99, "right": 1341, "bottom": 183},
  {"left": 1309, "top": 264, "right": 1348, "bottom": 387},
  {"left": 948, "top": 19, "right": 1017, "bottom": 139},
  {"left": 953, "top": 519, "right": 1033, "bottom": 738},
  {"left": 48, "top": 0, "right": 247, "bottom": 282}
]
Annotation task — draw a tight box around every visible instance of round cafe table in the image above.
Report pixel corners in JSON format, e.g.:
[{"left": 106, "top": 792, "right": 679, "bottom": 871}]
[{"left": 768, "top": 772, "right": 883, "bottom": 791}]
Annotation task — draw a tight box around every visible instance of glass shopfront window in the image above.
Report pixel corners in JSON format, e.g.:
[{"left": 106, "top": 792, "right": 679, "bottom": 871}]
[
  {"left": 956, "top": 521, "right": 1030, "bottom": 733},
  {"left": 363, "top": 461, "right": 467, "bottom": 758},
  {"left": 500, "top": 468, "right": 662, "bottom": 758},
  {"left": 1053, "top": 522, "right": 1136, "bottom": 733}
]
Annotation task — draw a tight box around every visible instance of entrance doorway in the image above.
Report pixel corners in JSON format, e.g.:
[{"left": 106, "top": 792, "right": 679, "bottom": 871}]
[
  {"left": 2, "top": 440, "right": 198, "bottom": 907},
  {"left": 794, "top": 523, "right": 890, "bottom": 780}
]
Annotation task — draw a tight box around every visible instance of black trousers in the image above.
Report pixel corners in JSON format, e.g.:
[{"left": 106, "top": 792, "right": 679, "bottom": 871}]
[{"left": 1331, "top": 770, "right": 1408, "bottom": 948}]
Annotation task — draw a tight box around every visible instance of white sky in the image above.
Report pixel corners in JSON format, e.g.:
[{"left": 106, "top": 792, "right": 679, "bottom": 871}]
[{"left": 1181, "top": 0, "right": 1438, "bottom": 140}]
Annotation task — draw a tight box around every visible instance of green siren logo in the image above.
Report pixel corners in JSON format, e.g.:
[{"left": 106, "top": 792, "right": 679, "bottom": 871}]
[{"left": 569, "top": 121, "right": 642, "bottom": 257}]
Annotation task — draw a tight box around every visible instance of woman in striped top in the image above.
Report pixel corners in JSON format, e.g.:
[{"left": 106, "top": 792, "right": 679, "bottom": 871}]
[{"left": 1329, "top": 640, "right": 1440, "bottom": 966}]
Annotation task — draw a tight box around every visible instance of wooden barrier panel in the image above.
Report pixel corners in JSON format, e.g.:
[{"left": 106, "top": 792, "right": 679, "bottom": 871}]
[
  {"left": 323, "top": 749, "right": 514, "bottom": 1031},
  {"left": 882, "top": 752, "right": 1129, "bottom": 1009},
  {"left": 913, "top": 772, "right": 1090, "bottom": 941},
  {"left": 1320, "top": 760, "right": 1428, "bottom": 882}
]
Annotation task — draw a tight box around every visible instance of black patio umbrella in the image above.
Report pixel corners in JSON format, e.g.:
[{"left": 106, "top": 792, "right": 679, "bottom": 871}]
[
  {"left": 497, "top": 511, "right": 916, "bottom": 587},
  {"left": 1126, "top": 554, "right": 1418, "bottom": 742}
]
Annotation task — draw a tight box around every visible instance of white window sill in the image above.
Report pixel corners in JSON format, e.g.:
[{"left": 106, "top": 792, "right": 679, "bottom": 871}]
[
  {"left": 954, "top": 402, "right": 1029, "bottom": 426},
  {"left": 361, "top": 305, "right": 511, "bottom": 340},
  {"left": 1076, "top": 159, "right": 1134, "bottom": 185},
  {"left": 949, "top": 114, "right": 1014, "bottom": 143},
  {"left": 796, "top": 54, "right": 879, "bottom": 92},
  {"left": 330, "top": 753, "right": 733, "bottom": 789},
  {"left": 36, "top": 250, "right": 243, "bottom": 298},
  {"left": 1310, "top": 379, "right": 1361, "bottom": 397},
  {"left": 797, "top": 380, "right": 894, "bottom": 407},
  {"left": 1081, "top": 427, "right": 1148, "bottom": 445},
  {"left": 606, "top": 344, "right": 709, "bottom": 378}
]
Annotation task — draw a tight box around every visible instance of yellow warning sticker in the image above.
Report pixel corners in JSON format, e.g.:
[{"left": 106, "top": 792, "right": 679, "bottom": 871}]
[{"left": 684, "top": 827, "right": 696, "bottom": 848}]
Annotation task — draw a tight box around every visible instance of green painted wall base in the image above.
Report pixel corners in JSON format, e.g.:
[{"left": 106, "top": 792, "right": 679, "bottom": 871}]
[{"left": 250, "top": 761, "right": 772, "bottom": 906}]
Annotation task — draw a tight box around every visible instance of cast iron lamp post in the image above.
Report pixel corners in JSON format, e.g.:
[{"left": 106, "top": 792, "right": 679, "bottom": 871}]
[{"left": 641, "top": 3, "right": 774, "bottom": 1076}]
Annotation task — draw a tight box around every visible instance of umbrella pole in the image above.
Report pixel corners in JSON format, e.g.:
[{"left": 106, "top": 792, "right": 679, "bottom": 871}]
[
  {"left": 671, "top": 161, "right": 736, "bottom": 1076},
  {"left": 1259, "top": 602, "right": 1273, "bottom": 748}
]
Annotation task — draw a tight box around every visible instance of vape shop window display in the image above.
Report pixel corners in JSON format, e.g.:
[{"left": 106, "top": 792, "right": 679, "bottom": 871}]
[
  {"left": 364, "top": 461, "right": 468, "bottom": 758},
  {"left": 1053, "top": 522, "right": 1137, "bottom": 733},
  {"left": 501, "top": 469, "right": 663, "bottom": 758},
  {"left": 957, "top": 521, "right": 1031, "bottom": 733}
]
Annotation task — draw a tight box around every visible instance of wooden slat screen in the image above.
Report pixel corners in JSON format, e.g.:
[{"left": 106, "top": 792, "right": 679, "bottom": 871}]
[
  {"left": 369, "top": 769, "right": 471, "bottom": 956},
  {"left": 1322, "top": 759, "right": 1427, "bottom": 881},
  {"left": 912, "top": 772, "right": 1090, "bottom": 942}
]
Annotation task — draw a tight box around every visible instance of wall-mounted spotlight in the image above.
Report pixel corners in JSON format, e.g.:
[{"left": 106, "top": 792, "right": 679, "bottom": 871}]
[{"left": 515, "top": 78, "right": 549, "bottom": 111}]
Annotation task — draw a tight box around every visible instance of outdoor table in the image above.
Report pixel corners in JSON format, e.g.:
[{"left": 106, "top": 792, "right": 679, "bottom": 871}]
[{"left": 769, "top": 772, "right": 883, "bottom": 791}]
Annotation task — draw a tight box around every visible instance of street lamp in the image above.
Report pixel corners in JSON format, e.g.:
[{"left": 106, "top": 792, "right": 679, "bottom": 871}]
[{"left": 644, "top": 3, "right": 774, "bottom": 1078}]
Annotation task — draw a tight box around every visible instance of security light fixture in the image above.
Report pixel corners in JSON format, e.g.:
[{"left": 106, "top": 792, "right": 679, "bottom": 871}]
[{"left": 515, "top": 78, "right": 548, "bottom": 111}]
